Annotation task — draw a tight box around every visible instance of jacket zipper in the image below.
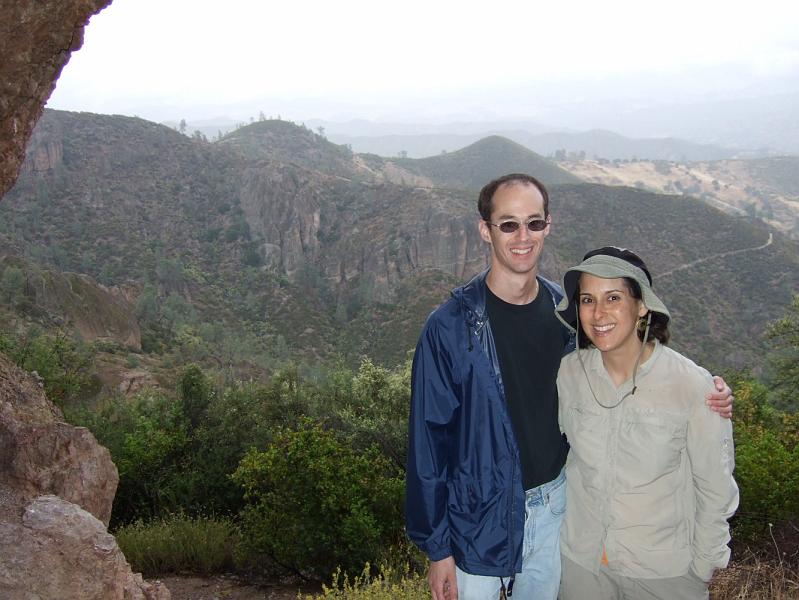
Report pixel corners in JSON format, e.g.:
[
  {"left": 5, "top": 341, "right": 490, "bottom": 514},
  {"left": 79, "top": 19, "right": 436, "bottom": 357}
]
[{"left": 509, "top": 458, "right": 517, "bottom": 573}]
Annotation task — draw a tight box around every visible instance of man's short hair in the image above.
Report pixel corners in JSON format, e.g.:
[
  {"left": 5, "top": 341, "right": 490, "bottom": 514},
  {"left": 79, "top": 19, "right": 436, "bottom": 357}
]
[{"left": 478, "top": 173, "right": 550, "bottom": 221}]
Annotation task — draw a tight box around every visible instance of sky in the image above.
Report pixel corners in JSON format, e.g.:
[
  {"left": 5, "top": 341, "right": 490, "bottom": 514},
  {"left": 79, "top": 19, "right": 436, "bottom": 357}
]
[{"left": 47, "top": 0, "right": 799, "bottom": 125}]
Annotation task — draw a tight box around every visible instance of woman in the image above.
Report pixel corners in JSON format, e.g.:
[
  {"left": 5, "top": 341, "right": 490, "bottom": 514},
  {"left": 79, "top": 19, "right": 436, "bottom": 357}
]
[{"left": 554, "top": 246, "right": 738, "bottom": 600}]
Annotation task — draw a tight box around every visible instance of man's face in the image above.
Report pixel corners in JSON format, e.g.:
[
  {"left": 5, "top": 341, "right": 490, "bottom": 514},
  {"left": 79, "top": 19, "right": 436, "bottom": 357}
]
[{"left": 478, "top": 182, "right": 550, "bottom": 279}]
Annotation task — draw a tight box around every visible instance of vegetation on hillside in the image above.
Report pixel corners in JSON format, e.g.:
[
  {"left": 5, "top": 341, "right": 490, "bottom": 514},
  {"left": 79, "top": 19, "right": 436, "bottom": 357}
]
[
  {"left": 1, "top": 284, "right": 797, "bottom": 596},
  {"left": 396, "top": 135, "right": 580, "bottom": 189},
  {"left": 2, "top": 111, "right": 797, "bottom": 384},
  {"left": 1, "top": 108, "right": 797, "bottom": 599}
]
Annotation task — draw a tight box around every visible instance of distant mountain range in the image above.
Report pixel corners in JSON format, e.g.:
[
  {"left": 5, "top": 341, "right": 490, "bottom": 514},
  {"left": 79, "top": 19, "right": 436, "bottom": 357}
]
[
  {"left": 1, "top": 109, "right": 796, "bottom": 394},
  {"left": 175, "top": 119, "right": 752, "bottom": 162},
  {"left": 559, "top": 157, "right": 799, "bottom": 239},
  {"left": 549, "top": 91, "right": 799, "bottom": 156},
  {"left": 328, "top": 129, "right": 742, "bottom": 161}
]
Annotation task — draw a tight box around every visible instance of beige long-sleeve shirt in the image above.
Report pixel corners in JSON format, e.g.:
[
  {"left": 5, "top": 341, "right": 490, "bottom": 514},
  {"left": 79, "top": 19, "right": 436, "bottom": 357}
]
[{"left": 557, "top": 342, "right": 738, "bottom": 582}]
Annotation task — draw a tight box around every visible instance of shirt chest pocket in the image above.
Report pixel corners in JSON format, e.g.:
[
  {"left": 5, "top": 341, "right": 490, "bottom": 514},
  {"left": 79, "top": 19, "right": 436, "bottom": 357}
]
[
  {"left": 618, "top": 410, "right": 687, "bottom": 479},
  {"left": 566, "top": 404, "right": 607, "bottom": 457}
]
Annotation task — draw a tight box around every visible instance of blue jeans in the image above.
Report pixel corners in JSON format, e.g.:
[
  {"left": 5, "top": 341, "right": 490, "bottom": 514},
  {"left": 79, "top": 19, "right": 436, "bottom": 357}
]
[{"left": 455, "top": 468, "right": 567, "bottom": 599}]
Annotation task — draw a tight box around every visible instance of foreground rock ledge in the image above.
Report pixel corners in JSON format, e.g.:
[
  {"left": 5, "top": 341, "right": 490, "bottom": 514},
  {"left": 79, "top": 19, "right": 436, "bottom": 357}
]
[{"left": 0, "top": 353, "right": 170, "bottom": 599}]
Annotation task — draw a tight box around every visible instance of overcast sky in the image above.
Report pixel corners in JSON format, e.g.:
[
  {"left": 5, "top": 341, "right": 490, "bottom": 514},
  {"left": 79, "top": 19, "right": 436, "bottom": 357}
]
[{"left": 46, "top": 0, "right": 799, "bottom": 124}]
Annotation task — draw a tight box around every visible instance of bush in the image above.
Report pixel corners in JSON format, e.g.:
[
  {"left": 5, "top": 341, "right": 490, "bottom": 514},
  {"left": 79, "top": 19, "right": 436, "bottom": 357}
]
[
  {"left": 111, "top": 392, "right": 192, "bottom": 525},
  {"left": 233, "top": 420, "right": 405, "bottom": 579},
  {"left": 0, "top": 327, "right": 95, "bottom": 405},
  {"left": 299, "top": 564, "right": 428, "bottom": 599},
  {"left": 115, "top": 513, "right": 237, "bottom": 576},
  {"left": 729, "top": 374, "right": 799, "bottom": 539},
  {"left": 333, "top": 358, "right": 411, "bottom": 471}
]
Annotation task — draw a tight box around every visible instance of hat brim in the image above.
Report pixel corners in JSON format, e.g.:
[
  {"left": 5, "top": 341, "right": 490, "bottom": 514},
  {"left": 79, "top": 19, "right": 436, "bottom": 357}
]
[{"left": 555, "top": 256, "right": 670, "bottom": 333}]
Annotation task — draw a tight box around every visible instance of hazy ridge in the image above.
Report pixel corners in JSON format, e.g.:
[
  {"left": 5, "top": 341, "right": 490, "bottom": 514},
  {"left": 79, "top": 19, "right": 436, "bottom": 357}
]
[{"left": 1, "top": 109, "right": 796, "bottom": 394}]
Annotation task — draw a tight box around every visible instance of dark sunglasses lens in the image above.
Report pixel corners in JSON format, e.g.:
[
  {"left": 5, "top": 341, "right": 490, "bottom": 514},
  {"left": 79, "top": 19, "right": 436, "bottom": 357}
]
[
  {"left": 498, "top": 221, "right": 520, "bottom": 233},
  {"left": 527, "top": 219, "right": 547, "bottom": 231}
]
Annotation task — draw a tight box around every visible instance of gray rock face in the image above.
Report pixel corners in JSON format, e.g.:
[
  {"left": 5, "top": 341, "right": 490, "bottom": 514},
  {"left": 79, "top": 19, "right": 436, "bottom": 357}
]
[
  {"left": 1, "top": 495, "right": 169, "bottom": 600},
  {"left": 0, "top": 356, "right": 118, "bottom": 525},
  {"left": 0, "top": 353, "right": 169, "bottom": 599},
  {"left": 0, "top": 0, "right": 112, "bottom": 200},
  {"left": 239, "top": 161, "right": 323, "bottom": 276}
]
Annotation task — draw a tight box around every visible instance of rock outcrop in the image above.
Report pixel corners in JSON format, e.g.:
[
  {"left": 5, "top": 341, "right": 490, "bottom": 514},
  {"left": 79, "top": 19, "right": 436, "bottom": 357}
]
[
  {"left": 0, "top": 0, "right": 111, "bottom": 199},
  {"left": 0, "top": 1, "right": 169, "bottom": 592},
  {"left": 0, "top": 353, "right": 170, "bottom": 599}
]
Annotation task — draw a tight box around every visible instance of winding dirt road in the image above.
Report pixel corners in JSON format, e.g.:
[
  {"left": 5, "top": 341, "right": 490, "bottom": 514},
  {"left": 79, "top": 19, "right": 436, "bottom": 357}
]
[{"left": 656, "top": 233, "right": 773, "bottom": 279}]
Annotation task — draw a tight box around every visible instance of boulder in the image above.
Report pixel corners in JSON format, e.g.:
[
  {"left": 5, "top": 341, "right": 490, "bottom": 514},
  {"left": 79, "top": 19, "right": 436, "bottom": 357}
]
[{"left": 0, "top": 353, "right": 170, "bottom": 599}]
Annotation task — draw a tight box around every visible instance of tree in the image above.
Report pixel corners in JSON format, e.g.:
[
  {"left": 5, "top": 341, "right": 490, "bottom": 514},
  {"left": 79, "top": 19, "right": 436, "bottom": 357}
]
[
  {"left": 233, "top": 421, "right": 404, "bottom": 578},
  {"left": 155, "top": 257, "right": 184, "bottom": 288},
  {"left": 178, "top": 364, "right": 213, "bottom": 429},
  {"left": 766, "top": 294, "right": 799, "bottom": 410},
  {"left": 335, "top": 358, "right": 412, "bottom": 470},
  {"left": 178, "top": 119, "right": 187, "bottom": 134},
  {"left": 136, "top": 284, "right": 159, "bottom": 324},
  {"left": 0, "top": 266, "right": 25, "bottom": 305},
  {"left": 1, "top": 328, "right": 95, "bottom": 406},
  {"left": 728, "top": 373, "right": 799, "bottom": 538}
]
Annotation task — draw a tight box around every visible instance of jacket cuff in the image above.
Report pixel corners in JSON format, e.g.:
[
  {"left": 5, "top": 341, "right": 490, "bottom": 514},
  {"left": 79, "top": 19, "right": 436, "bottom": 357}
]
[{"left": 427, "top": 546, "right": 452, "bottom": 561}]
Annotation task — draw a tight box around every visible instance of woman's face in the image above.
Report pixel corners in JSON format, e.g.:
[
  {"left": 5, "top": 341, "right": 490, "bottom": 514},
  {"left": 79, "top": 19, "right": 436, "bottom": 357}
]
[{"left": 578, "top": 274, "right": 648, "bottom": 357}]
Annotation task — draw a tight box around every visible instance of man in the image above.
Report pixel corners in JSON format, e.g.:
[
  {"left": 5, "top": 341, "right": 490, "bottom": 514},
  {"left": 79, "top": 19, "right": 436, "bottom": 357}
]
[{"left": 405, "top": 174, "right": 732, "bottom": 600}]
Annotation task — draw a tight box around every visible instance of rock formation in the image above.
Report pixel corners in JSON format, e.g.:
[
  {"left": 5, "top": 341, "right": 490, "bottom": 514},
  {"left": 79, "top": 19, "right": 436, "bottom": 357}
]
[
  {"left": 0, "top": 352, "right": 170, "bottom": 599},
  {"left": 0, "top": 0, "right": 111, "bottom": 200},
  {"left": 0, "top": 7, "right": 171, "bottom": 582}
]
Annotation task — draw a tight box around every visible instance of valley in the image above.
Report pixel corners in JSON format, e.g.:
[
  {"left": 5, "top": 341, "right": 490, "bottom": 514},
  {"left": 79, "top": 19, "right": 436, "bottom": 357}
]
[{"left": 0, "top": 109, "right": 797, "bottom": 400}]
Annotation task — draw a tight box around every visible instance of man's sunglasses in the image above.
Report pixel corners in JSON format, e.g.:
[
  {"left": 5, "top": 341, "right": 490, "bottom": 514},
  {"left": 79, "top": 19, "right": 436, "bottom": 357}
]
[{"left": 486, "top": 218, "right": 549, "bottom": 234}]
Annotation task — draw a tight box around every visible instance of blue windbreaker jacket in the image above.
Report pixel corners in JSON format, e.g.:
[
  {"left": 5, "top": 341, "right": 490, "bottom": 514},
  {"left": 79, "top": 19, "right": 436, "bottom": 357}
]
[{"left": 405, "top": 269, "right": 573, "bottom": 576}]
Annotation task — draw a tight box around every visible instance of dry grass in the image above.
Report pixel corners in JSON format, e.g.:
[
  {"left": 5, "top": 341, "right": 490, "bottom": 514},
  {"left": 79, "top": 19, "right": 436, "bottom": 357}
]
[
  {"left": 711, "top": 559, "right": 799, "bottom": 599},
  {"left": 712, "top": 523, "right": 799, "bottom": 600}
]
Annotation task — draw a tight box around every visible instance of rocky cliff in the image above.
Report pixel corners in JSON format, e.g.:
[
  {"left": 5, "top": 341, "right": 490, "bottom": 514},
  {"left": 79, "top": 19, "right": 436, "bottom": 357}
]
[
  {"left": 0, "top": 2, "right": 170, "bottom": 597},
  {"left": 0, "top": 353, "right": 169, "bottom": 599},
  {"left": 0, "top": 0, "right": 111, "bottom": 199}
]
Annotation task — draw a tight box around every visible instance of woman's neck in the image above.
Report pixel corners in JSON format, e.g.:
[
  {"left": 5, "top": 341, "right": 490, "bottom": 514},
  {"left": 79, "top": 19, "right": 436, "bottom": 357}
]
[{"left": 601, "top": 340, "right": 655, "bottom": 387}]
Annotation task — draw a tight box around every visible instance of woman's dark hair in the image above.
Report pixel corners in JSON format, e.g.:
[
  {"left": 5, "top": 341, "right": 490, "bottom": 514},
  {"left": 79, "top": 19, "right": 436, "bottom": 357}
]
[{"left": 576, "top": 276, "right": 671, "bottom": 349}]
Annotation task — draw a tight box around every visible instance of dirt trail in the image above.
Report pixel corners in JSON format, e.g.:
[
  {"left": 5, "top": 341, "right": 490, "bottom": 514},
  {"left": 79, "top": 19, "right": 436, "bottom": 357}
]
[
  {"left": 159, "top": 575, "right": 320, "bottom": 600},
  {"left": 656, "top": 233, "right": 773, "bottom": 279}
]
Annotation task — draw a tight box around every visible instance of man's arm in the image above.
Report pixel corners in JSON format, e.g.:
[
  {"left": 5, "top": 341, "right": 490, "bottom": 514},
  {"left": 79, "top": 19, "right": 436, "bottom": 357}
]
[
  {"left": 707, "top": 375, "right": 733, "bottom": 419},
  {"left": 429, "top": 556, "right": 458, "bottom": 600},
  {"left": 405, "top": 319, "right": 460, "bottom": 576}
]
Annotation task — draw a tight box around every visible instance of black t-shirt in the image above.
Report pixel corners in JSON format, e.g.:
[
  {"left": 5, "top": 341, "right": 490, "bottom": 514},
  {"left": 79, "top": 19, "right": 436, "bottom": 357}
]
[{"left": 486, "top": 284, "right": 569, "bottom": 490}]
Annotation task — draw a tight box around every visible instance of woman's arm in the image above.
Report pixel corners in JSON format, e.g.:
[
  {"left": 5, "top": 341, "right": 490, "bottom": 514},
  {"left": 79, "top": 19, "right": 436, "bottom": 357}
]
[{"left": 686, "top": 376, "right": 740, "bottom": 582}]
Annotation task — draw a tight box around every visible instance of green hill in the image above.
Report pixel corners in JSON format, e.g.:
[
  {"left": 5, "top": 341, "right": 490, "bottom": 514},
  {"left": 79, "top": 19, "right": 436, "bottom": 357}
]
[
  {"left": 737, "top": 156, "right": 799, "bottom": 198},
  {"left": 395, "top": 135, "right": 581, "bottom": 189},
  {"left": 543, "top": 184, "right": 798, "bottom": 373},
  {"left": 1, "top": 110, "right": 795, "bottom": 388},
  {"left": 218, "top": 119, "right": 363, "bottom": 177}
]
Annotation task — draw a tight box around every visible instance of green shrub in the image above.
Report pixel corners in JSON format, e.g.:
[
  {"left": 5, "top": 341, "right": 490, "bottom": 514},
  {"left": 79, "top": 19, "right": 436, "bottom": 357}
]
[
  {"left": 111, "top": 392, "right": 192, "bottom": 525},
  {"left": 0, "top": 327, "right": 95, "bottom": 405},
  {"left": 299, "top": 564, "right": 428, "bottom": 599},
  {"left": 116, "top": 513, "right": 237, "bottom": 576},
  {"left": 334, "top": 358, "right": 411, "bottom": 471},
  {"left": 729, "top": 375, "right": 799, "bottom": 539},
  {"left": 233, "top": 420, "right": 404, "bottom": 579}
]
